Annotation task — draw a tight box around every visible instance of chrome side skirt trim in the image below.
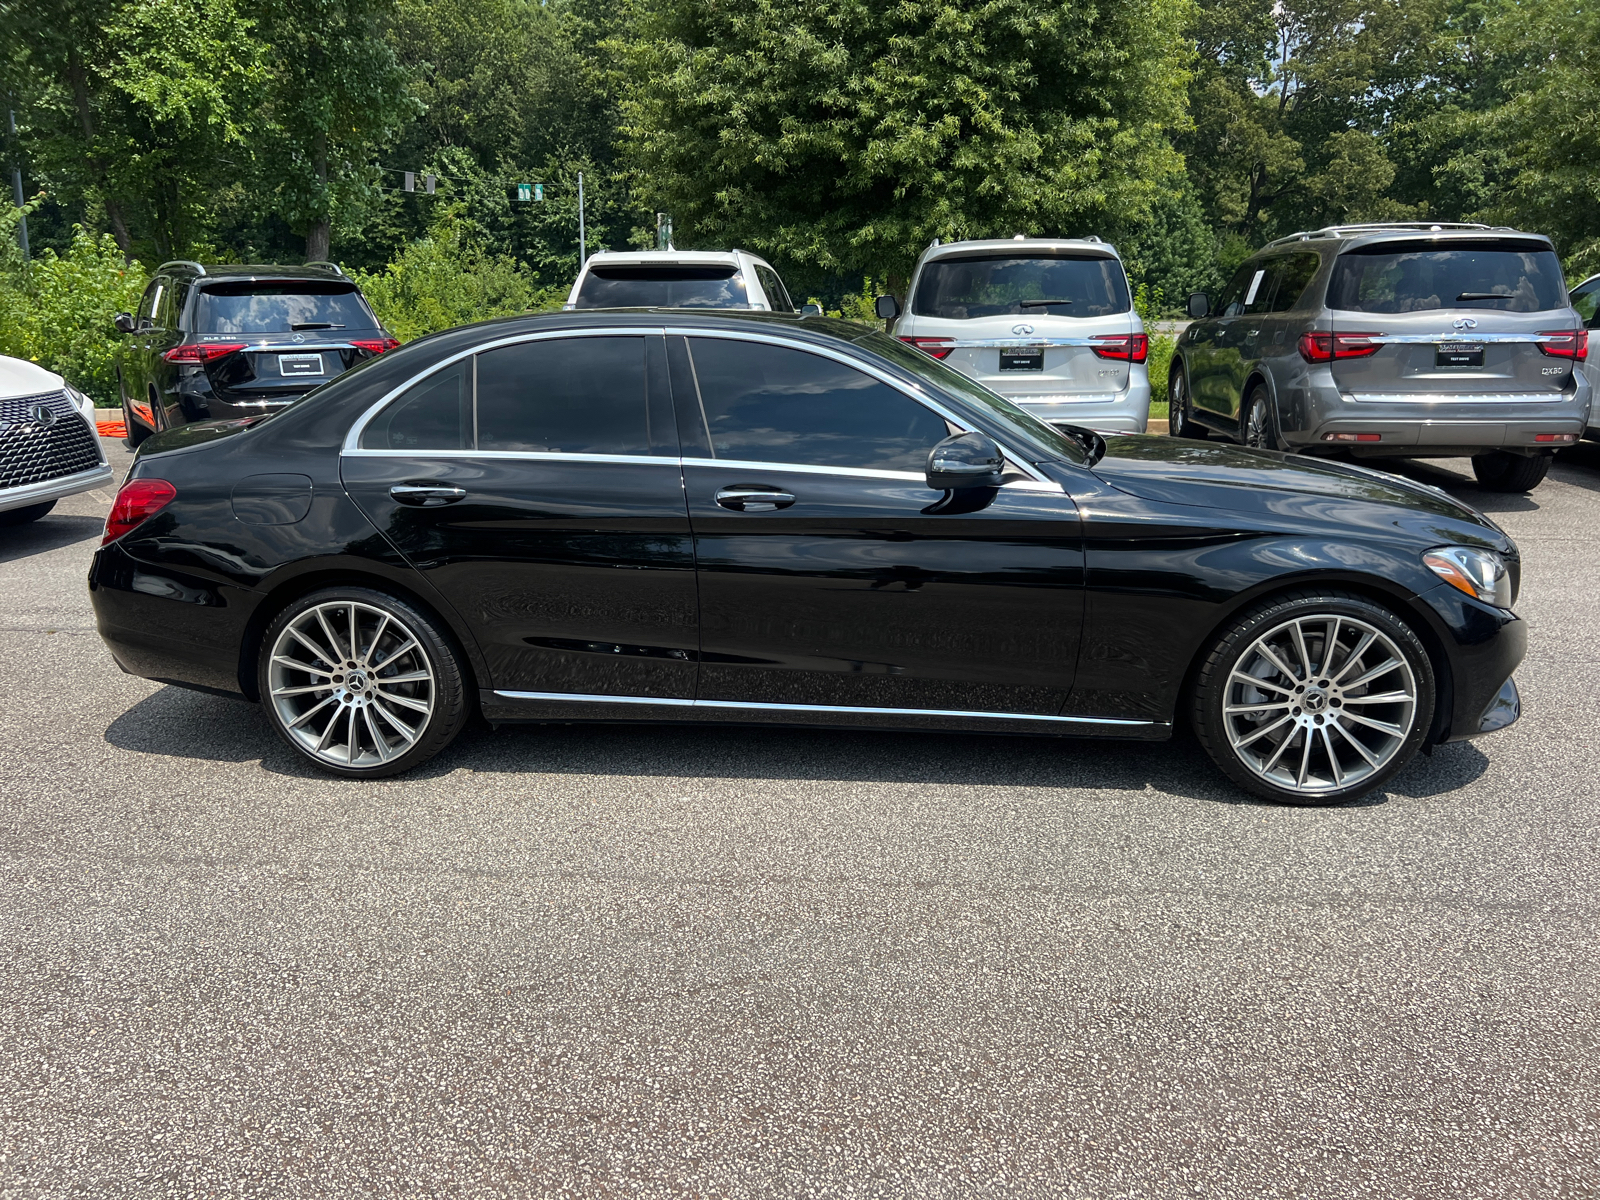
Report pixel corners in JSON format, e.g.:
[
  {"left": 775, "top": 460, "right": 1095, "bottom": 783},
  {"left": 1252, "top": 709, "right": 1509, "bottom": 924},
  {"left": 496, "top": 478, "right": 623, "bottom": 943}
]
[{"left": 492, "top": 689, "right": 1158, "bottom": 727}]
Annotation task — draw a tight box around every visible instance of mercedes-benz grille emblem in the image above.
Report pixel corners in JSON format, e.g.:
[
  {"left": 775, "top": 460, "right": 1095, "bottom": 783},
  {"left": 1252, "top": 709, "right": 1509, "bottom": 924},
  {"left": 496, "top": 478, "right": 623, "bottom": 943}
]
[
  {"left": 1453, "top": 317, "right": 1478, "bottom": 330},
  {"left": 29, "top": 402, "right": 59, "bottom": 428},
  {"left": 1012, "top": 323, "right": 1034, "bottom": 337}
]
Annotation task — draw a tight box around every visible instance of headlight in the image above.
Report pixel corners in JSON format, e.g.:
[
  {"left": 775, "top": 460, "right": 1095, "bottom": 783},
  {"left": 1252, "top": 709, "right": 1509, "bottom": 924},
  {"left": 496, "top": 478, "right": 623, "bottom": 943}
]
[
  {"left": 64, "top": 383, "right": 95, "bottom": 425},
  {"left": 1423, "top": 546, "right": 1514, "bottom": 609}
]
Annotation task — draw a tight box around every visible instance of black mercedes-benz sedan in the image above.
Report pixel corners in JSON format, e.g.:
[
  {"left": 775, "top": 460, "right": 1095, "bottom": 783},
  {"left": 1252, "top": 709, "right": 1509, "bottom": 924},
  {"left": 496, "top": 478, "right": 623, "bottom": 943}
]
[{"left": 88, "top": 310, "right": 1526, "bottom": 804}]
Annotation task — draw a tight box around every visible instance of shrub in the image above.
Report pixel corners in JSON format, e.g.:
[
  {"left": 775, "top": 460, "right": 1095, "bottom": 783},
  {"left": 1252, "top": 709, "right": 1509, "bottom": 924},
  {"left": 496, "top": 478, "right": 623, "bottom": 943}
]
[
  {"left": 349, "top": 207, "right": 552, "bottom": 342},
  {"left": 0, "top": 214, "right": 147, "bottom": 405}
]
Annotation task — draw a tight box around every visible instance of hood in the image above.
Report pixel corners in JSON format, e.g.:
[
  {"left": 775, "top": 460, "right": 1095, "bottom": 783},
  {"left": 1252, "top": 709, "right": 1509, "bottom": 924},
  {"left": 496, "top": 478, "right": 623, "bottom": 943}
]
[
  {"left": 1089, "top": 435, "right": 1503, "bottom": 539},
  {"left": 0, "top": 354, "right": 64, "bottom": 399}
]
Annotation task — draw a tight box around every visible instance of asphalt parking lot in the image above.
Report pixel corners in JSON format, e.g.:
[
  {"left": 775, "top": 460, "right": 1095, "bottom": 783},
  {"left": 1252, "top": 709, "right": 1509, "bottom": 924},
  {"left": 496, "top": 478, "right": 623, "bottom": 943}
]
[{"left": 2, "top": 437, "right": 1597, "bottom": 1199}]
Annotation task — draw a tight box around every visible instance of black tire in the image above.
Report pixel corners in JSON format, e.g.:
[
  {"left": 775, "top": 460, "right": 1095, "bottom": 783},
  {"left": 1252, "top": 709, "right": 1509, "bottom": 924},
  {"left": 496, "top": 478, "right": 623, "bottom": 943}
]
[
  {"left": 1241, "top": 384, "right": 1281, "bottom": 450},
  {"left": 257, "top": 586, "right": 471, "bottom": 778},
  {"left": 1192, "top": 590, "right": 1436, "bottom": 805},
  {"left": 1471, "top": 450, "right": 1550, "bottom": 493},
  {"left": 1168, "top": 364, "right": 1206, "bottom": 440},
  {"left": 0, "top": 500, "right": 56, "bottom": 526},
  {"left": 120, "top": 375, "right": 150, "bottom": 448}
]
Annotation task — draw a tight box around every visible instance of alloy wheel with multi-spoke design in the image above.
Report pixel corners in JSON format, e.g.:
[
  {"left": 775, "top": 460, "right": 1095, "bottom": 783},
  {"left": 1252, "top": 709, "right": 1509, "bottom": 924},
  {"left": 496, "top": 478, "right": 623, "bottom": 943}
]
[
  {"left": 1221, "top": 612, "right": 1420, "bottom": 798},
  {"left": 1243, "top": 392, "right": 1274, "bottom": 449},
  {"left": 267, "top": 599, "right": 437, "bottom": 769}
]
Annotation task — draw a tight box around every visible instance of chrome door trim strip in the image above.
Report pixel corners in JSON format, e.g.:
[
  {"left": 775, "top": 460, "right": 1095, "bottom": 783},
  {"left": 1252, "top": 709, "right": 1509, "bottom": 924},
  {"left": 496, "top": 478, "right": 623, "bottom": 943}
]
[
  {"left": 664, "top": 326, "right": 1053, "bottom": 484},
  {"left": 342, "top": 326, "right": 667, "bottom": 453},
  {"left": 493, "top": 689, "right": 1158, "bottom": 727},
  {"left": 679, "top": 456, "right": 924, "bottom": 482},
  {"left": 341, "top": 448, "right": 685, "bottom": 466}
]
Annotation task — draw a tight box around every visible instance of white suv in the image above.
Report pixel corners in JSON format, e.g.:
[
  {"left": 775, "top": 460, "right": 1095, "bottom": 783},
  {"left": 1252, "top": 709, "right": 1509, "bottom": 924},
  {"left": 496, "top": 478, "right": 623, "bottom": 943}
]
[
  {"left": 889, "top": 237, "right": 1151, "bottom": 433},
  {"left": 564, "top": 250, "right": 796, "bottom": 312},
  {"left": 0, "top": 355, "right": 111, "bottom": 526}
]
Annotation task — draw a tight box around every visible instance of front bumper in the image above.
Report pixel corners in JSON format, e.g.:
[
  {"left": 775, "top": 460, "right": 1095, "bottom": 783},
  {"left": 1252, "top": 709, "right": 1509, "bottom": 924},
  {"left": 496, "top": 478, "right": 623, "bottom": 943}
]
[
  {"left": 1416, "top": 583, "right": 1527, "bottom": 744},
  {"left": 0, "top": 463, "right": 114, "bottom": 513}
]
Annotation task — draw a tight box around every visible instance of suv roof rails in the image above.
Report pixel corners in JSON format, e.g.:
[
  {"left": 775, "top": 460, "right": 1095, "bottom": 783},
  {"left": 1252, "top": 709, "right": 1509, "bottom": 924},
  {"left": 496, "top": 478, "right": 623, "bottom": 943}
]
[
  {"left": 157, "top": 259, "right": 207, "bottom": 276},
  {"left": 304, "top": 260, "right": 344, "bottom": 276},
  {"left": 1264, "top": 222, "right": 1509, "bottom": 250}
]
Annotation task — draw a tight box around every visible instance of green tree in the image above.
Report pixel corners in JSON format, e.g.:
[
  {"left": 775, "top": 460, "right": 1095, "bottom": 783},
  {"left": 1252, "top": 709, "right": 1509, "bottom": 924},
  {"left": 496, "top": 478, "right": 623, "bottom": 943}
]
[
  {"left": 255, "top": 0, "right": 416, "bottom": 261},
  {"left": 617, "top": 0, "right": 1194, "bottom": 287}
]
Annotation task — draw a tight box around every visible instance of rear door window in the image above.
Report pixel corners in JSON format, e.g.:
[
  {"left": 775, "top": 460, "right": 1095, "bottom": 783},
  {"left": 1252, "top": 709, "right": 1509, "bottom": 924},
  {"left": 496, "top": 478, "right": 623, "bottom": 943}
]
[
  {"left": 195, "top": 281, "right": 377, "bottom": 333},
  {"left": 684, "top": 338, "right": 951, "bottom": 472},
  {"left": 476, "top": 336, "right": 650, "bottom": 454},
  {"left": 1327, "top": 241, "right": 1568, "bottom": 313},
  {"left": 1267, "top": 253, "right": 1321, "bottom": 313},
  {"left": 575, "top": 265, "right": 749, "bottom": 309},
  {"left": 911, "top": 254, "right": 1130, "bottom": 319}
]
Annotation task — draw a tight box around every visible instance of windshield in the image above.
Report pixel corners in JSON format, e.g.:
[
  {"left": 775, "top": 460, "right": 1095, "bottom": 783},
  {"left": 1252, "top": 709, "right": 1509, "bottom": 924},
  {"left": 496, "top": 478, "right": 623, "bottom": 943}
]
[
  {"left": 912, "top": 254, "right": 1131, "bottom": 319},
  {"left": 1327, "top": 242, "right": 1568, "bottom": 314},
  {"left": 575, "top": 265, "right": 750, "bottom": 309},
  {"left": 194, "top": 282, "right": 376, "bottom": 333},
  {"left": 860, "top": 332, "right": 1088, "bottom": 464}
]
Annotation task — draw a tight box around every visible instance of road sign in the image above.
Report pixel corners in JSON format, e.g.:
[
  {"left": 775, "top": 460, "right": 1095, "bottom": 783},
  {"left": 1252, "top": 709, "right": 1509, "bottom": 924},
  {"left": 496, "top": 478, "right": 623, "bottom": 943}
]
[
  {"left": 534, "top": 183, "right": 544, "bottom": 201},
  {"left": 516, "top": 183, "right": 531, "bottom": 202},
  {"left": 404, "top": 171, "right": 415, "bottom": 193}
]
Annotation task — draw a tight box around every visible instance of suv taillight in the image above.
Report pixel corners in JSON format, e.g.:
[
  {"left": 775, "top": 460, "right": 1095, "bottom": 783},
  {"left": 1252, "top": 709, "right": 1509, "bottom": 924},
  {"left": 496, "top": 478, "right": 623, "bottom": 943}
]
[
  {"left": 1298, "top": 332, "right": 1382, "bottom": 363},
  {"left": 103, "top": 479, "right": 176, "bottom": 545},
  {"left": 898, "top": 336, "right": 954, "bottom": 360},
  {"left": 161, "top": 342, "right": 247, "bottom": 364},
  {"left": 1089, "top": 334, "right": 1149, "bottom": 363},
  {"left": 1537, "top": 329, "right": 1588, "bottom": 361},
  {"left": 350, "top": 336, "right": 401, "bottom": 355}
]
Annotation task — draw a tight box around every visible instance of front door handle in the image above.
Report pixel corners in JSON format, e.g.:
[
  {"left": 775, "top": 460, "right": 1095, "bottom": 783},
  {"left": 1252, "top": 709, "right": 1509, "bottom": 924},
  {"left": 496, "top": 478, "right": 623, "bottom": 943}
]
[
  {"left": 390, "top": 483, "right": 467, "bottom": 507},
  {"left": 715, "top": 485, "right": 796, "bottom": 512}
]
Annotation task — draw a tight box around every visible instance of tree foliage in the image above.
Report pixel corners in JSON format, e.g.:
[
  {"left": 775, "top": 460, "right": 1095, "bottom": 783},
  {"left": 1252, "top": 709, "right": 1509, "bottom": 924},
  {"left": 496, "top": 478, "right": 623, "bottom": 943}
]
[{"left": 616, "top": 0, "right": 1194, "bottom": 284}]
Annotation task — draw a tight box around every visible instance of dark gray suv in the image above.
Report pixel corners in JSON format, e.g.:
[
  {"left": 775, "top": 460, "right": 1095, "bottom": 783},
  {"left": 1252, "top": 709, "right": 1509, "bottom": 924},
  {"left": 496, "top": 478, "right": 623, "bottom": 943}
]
[{"left": 1170, "top": 223, "right": 1591, "bottom": 491}]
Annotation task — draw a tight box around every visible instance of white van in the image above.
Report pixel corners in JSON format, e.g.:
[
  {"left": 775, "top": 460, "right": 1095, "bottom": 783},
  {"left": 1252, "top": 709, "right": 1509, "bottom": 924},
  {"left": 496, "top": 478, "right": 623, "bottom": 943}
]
[{"left": 890, "top": 237, "right": 1151, "bottom": 433}]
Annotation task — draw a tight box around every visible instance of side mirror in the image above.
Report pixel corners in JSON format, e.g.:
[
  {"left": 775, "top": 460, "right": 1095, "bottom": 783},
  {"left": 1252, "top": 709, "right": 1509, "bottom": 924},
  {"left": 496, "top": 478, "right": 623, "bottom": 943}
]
[
  {"left": 800, "top": 302, "right": 823, "bottom": 317},
  {"left": 926, "top": 431, "right": 1004, "bottom": 490},
  {"left": 875, "top": 294, "right": 901, "bottom": 321},
  {"left": 1186, "top": 292, "right": 1210, "bottom": 320},
  {"left": 114, "top": 312, "right": 137, "bottom": 334}
]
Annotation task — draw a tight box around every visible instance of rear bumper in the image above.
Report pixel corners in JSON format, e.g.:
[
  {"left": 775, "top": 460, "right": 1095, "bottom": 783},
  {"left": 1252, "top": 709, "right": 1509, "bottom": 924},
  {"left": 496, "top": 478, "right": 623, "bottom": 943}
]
[
  {"left": 1003, "top": 375, "right": 1153, "bottom": 433},
  {"left": 1286, "top": 378, "right": 1590, "bottom": 455},
  {"left": 0, "top": 463, "right": 114, "bottom": 513}
]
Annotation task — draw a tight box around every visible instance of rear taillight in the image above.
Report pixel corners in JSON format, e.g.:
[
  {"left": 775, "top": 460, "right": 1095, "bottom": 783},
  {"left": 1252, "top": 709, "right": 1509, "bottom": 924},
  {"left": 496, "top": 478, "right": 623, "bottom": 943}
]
[
  {"left": 1537, "top": 329, "right": 1588, "bottom": 361},
  {"left": 350, "top": 336, "right": 401, "bottom": 355},
  {"left": 898, "top": 336, "right": 954, "bottom": 360},
  {"left": 161, "top": 342, "right": 247, "bottom": 364},
  {"left": 103, "top": 479, "right": 176, "bottom": 545},
  {"left": 1089, "top": 333, "right": 1149, "bottom": 363},
  {"left": 1298, "top": 332, "right": 1382, "bottom": 363}
]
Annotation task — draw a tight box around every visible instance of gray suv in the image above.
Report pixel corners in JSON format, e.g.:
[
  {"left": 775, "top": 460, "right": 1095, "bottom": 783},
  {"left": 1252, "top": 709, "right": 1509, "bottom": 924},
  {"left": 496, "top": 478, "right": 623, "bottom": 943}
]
[{"left": 1170, "top": 223, "right": 1591, "bottom": 491}]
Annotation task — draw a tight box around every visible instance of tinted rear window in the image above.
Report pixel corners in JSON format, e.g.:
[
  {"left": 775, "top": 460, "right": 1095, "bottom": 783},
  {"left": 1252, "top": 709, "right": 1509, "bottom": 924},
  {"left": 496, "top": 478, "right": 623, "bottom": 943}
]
[
  {"left": 575, "top": 265, "right": 749, "bottom": 309},
  {"left": 194, "top": 281, "right": 375, "bottom": 333},
  {"left": 1327, "top": 242, "right": 1568, "bottom": 314},
  {"left": 912, "top": 254, "right": 1130, "bottom": 319}
]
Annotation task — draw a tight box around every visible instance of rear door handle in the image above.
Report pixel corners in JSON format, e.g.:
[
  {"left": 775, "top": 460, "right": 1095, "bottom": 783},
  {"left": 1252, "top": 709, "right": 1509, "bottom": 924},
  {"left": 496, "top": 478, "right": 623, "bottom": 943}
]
[
  {"left": 390, "top": 483, "right": 467, "bottom": 507},
  {"left": 715, "top": 485, "right": 796, "bottom": 512}
]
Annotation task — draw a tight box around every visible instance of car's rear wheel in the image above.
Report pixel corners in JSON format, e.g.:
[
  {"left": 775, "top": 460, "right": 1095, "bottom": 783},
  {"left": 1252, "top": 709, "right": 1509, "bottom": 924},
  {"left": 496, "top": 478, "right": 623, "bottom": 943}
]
[
  {"left": 1169, "top": 366, "right": 1205, "bottom": 440},
  {"left": 258, "top": 587, "right": 470, "bottom": 778},
  {"left": 1471, "top": 450, "right": 1551, "bottom": 493},
  {"left": 1192, "top": 591, "right": 1435, "bottom": 805},
  {"left": 1241, "top": 385, "right": 1280, "bottom": 450},
  {"left": 0, "top": 500, "right": 56, "bottom": 526}
]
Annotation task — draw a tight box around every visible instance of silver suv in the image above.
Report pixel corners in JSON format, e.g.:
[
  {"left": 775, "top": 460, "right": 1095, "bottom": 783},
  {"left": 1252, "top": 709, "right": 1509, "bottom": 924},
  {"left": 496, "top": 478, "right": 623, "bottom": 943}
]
[
  {"left": 1171, "top": 223, "right": 1591, "bottom": 491},
  {"left": 887, "top": 237, "right": 1151, "bottom": 433}
]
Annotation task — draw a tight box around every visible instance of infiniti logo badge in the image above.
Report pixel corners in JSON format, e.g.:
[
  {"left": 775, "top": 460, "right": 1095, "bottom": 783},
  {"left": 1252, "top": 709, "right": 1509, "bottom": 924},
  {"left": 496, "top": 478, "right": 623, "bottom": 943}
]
[
  {"left": 29, "top": 402, "right": 58, "bottom": 428},
  {"left": 1453, "top": 317, "right": 1478, "bottom": 330},
  {"left": 1012, "top": 323, "right": 1034, "bottom": 336}
]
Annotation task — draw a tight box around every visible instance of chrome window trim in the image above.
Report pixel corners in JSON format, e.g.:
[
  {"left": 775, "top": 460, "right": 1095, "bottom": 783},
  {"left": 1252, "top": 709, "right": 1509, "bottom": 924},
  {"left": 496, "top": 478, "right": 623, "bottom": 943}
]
[
  {"left": 341, "top": 448, "right": 685, "bottom": 465},
  {"left": 493, "top": 689, "right": 1158, "bottom": 727},
  {"left": 666, "top": 325, "right": 1053, "bottom": 484},
  {"left": 343, "top": 327, "right": 665, "bottom": 453}
]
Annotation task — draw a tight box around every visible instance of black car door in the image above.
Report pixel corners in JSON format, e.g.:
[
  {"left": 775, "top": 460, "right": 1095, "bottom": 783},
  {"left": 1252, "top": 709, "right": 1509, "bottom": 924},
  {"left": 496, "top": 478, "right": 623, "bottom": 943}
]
[
  {"left": 340, "top": 331, "right": 698, "bottom": 698},
  {"left": 670, "top": 333, "right": 1084, "bottom": 716},
  {"left": 126, "top": 276, "right": 168, "bottom": 428}
]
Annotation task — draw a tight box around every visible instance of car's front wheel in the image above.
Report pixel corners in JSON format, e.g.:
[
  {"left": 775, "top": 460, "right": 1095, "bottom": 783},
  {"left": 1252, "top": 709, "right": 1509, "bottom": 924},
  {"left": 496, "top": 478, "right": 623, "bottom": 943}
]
[
  {"left": 1168, "top": 366, "right": 1205, "bottom": 440},
  {"left": 258, "top": 587, "right": 470, "bottom": 777},
  {"left": 1472, "top": 450, "right": 1551, "bottom": 493},
  {"left": 1192, "top": 591, "right": 1435, "bottom": 805},
  {"left": 0, "top": 500, "right": 56, "bottom": 526}
]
